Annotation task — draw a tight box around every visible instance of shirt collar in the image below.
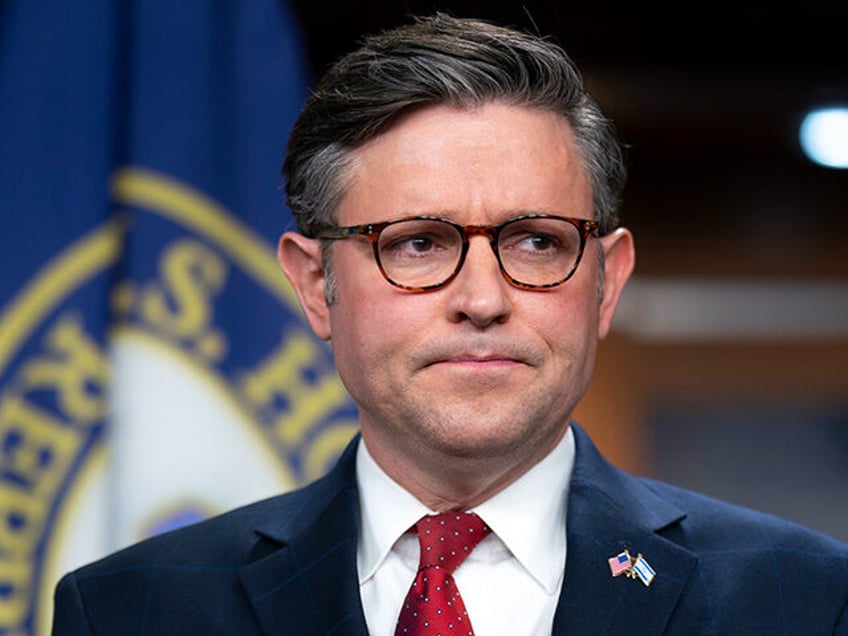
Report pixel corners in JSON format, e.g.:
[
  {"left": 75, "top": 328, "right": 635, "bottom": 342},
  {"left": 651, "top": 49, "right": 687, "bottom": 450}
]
[
  {"left": 356, "top": 440, "right": 431, "bottom": 583},
  {"left": 356, "top": 426, "right": 575, "bottom": 593},
  {"left": 472, "top": 426, "right": 574, "bottom": 593}
]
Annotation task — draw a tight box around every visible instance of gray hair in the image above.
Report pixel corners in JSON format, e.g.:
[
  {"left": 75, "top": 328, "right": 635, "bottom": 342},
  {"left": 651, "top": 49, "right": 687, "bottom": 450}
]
[{"left": 283, "top": 13, "right": 626, "bottom": 238}]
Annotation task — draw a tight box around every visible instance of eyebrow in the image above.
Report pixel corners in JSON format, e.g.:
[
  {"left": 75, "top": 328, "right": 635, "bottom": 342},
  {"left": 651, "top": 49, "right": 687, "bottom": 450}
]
[{"left": 402, "top": 208, "right": 574, "bottom": 223}]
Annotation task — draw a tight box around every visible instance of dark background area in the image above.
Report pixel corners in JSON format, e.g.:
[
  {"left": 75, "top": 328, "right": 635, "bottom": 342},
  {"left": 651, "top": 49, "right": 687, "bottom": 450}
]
[{"left": 290, "top": 1, "right": 848, "bottom": 280}]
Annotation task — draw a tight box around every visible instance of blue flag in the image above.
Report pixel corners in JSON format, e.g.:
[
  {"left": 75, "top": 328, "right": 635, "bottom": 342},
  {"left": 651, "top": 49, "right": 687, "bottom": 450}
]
[{"left": 0, "top": 2, "right": 358, "bottom": 634}]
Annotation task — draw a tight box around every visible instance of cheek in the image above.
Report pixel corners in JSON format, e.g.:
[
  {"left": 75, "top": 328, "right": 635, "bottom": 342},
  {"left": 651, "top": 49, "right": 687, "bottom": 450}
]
[
  {"left": 525, "top": 287, "right": 602, "bottom": 383},
  {"left": 530, "top": 284, "right": 599, "bottom": 339},
  {"left": 329, "top": 283, "right": 427, "bottom": 385},
  {"left": 329, "top": 309, "right": 381, "bottom": 407}
]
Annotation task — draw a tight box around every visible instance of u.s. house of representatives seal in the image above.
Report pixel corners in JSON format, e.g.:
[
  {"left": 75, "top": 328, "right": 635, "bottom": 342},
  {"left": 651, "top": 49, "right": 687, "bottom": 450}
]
[{"left": 0, "top": 167, "right": 358, "bottom": 636}]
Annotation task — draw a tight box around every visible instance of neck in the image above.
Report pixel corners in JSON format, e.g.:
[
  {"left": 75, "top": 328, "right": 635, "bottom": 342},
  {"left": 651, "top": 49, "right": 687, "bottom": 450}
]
[{"left": 362, "top": 425, "right": 568, "bottom": 511}]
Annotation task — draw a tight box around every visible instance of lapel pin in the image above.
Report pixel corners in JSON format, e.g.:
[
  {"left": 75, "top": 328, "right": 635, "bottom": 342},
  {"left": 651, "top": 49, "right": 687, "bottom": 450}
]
[
  {"left": 608, "top": 550, "right": 656, "bottom": 587},
  {"left": 628, "top": 553, "right": 656, "bottom": 587},
  {"left": 608, "top": 550, "right": 633, "bottom": 577}
]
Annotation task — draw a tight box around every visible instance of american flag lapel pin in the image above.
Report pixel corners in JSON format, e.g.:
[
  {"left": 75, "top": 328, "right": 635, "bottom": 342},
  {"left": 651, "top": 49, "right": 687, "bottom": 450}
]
[{"left": 608, "top": 549, "right": 633, "bottom": 577}]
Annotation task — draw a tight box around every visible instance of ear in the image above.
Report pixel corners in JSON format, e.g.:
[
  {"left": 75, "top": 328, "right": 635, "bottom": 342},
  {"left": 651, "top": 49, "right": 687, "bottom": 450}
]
[
  {"left": 277, "top": 232, "right": 332, "bottom": 340},
  {"left": 597, "top": 228, "right": 635, "bottom": 339}
]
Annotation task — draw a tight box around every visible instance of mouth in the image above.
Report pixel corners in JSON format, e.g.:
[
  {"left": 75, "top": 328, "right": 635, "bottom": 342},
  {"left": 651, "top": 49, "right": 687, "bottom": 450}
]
[
  {"left": 443, "top": 354, "right": 517, "bottom": 363},
  {"left": 417, "top": 338, "right": 538, "bottom": 371},
  {"left": 423, "top": 351, "right": 529, "bottom": 369}
]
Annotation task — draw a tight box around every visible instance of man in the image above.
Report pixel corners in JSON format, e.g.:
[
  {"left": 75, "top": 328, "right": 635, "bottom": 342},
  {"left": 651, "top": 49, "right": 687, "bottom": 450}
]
[{"left": 53, "top": 14, "right": 848, "bottom": 636}]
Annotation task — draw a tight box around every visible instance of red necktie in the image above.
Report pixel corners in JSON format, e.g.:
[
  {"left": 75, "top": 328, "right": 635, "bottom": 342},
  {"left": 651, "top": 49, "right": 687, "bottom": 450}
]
[{"left": 394, "top": 512, "right": 492, "bottom": 636}]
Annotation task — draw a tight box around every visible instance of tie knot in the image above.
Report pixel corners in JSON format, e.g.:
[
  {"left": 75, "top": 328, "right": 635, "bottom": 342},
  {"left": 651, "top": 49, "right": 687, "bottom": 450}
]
[{"left": 415, "top": 512, "right": 491, "bottom": 574}]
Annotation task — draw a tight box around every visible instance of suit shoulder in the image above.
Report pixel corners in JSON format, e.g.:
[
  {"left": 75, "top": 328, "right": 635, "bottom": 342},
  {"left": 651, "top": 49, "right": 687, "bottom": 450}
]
[
  {"left": 53, "top": 453, "right": 360, "bottom": 635},
  {"left": 69, "top": 479, "right": 329, "bottom": 578},
  {"left": 633, "top": 477, "right": 848, "bottom": 632},
  {"left": 639, "top": 475, "right": 848, "bottom": 557},
  {"left": 65, "top": 437, "right": 359, "bottom": 581}
]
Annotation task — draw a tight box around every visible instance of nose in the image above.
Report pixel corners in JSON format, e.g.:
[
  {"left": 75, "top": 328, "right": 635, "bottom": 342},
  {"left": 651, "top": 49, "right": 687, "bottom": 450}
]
[{"left": 445, "top": 236, "right": 512, "bottom": 328}]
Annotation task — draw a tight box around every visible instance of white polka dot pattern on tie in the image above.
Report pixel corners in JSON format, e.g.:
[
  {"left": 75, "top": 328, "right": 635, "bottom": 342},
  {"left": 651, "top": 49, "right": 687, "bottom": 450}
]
[{"left": 394, "top": 512, "right": 491, "bottom": 636}]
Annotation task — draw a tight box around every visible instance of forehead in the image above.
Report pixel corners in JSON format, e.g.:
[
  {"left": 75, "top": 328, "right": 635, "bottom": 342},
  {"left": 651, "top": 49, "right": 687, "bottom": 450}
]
[{"left": 337, "top": 102, "right": 593, "bottom": 224}]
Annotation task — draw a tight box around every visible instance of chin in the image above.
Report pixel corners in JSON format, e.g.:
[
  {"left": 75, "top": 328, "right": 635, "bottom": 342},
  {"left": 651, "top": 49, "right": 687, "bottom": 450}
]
[{"left": 424, "top": 418, "right": 547, "bottom": 460}]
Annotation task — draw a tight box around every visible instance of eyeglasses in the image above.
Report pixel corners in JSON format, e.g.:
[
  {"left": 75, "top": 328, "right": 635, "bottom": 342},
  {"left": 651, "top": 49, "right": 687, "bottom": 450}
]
[{"left": 314, "top": 214, "right": 600, "bottom": 292}]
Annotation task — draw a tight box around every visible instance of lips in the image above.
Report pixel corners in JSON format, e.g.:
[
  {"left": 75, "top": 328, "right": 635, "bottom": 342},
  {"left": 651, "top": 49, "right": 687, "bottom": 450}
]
[
  {"left": 435, "top": 354, "right": 519, "bottom": 364},
  {"left": 418, "top": 342, "right": 537, "bottom": 369}
]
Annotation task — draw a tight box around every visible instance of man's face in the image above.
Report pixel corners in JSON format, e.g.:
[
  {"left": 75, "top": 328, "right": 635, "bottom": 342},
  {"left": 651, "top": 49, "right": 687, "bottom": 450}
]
[{"left": 280, "top": 103, "right": 634, "bottom": 492}]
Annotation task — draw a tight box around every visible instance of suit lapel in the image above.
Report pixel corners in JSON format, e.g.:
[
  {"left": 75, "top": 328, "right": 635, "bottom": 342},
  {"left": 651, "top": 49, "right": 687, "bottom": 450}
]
[
  {"left": 238, "top": 439, "right": 370, "bottom": 636},
  {"left": 552, "top": 425, "right": 699, "bottom": 635}
]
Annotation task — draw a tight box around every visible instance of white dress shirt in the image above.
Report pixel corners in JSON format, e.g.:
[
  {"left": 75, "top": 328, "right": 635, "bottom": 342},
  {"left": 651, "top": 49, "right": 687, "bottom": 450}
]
[{"left": 356, "top": 427, "right": 575, "bottom": 636}]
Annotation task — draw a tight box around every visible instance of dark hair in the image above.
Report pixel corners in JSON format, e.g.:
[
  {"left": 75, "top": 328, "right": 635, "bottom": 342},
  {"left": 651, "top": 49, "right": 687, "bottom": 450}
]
[{"left": 283, "top": 13, "right": 625, "bottom": 237}]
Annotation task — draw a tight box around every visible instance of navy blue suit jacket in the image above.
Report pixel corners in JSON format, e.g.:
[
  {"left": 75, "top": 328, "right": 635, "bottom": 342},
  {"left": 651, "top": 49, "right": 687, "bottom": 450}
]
[{"left": 53, "top": 424, "right": 848, "bottom": 635}]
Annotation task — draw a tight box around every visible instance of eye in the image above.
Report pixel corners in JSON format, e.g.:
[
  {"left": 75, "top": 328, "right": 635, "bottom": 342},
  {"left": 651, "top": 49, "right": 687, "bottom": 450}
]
[
  {"left": 382, "top": 233, "right": 441, "bottom": 256},
  {"left": 407, "top": 236, "right": 436, "bottom": 253},
  {"left": 523, "top": 233, "right": 561, "bottom": 251},
  {"left": 498, "top": 218, "right": 581, "bottom": 263},
  {"left": 378, "top": 221, "right": 458, "bottom": 261},
  {"left": 501, "top": 229, "right": 564, "bottom": 255}
]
